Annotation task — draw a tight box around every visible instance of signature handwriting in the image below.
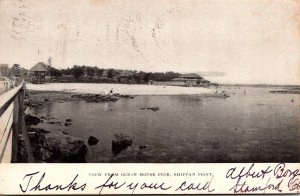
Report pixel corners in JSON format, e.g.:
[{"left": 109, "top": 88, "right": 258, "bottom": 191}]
[
  {"left": 274, "top": 163, "right": 300, "bottom": 192},
  {"left": 226, "top": 163, "right": 300, "bottom": 193}
]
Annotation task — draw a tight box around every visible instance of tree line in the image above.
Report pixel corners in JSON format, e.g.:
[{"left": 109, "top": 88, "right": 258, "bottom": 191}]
[{"left": 46, "top": 65, "right": 180, "bottom": 83}]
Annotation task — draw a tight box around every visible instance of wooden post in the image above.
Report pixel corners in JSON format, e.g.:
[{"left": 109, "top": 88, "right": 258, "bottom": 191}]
[
  {"left": 11, "top": 85, "right": 34, "bottom": 163},
  {"left": 11, "top": 93, "right": 19, "bottom": 163},
  {"left": 19, "top": 87, "right": 34, "bottom": 163}
]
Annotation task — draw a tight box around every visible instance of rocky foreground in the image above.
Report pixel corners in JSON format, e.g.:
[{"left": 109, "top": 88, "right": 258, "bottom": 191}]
[
  {"left": 21, "top": 90, "right": 135, "bottom": 163},
  {"left": 270, "top": 88, "right": 300, "bottom": 94},
  {"left": 26, "top": 90, "right": 134, "bottom": 105}
]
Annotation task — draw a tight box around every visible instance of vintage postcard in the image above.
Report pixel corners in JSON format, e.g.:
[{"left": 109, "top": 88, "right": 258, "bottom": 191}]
[{"left": 0, "top": 0, "right": 299, "bottom": 194}]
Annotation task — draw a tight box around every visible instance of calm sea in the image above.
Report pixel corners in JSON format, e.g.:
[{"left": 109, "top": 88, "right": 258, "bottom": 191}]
[{"left": 27, "top": 85, "right": 300, "bottom": 163}]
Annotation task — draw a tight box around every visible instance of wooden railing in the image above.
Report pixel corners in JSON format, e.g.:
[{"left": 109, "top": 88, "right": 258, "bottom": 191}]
[{"left": 0, "top": 81, "right": 34, "bottom": 163}]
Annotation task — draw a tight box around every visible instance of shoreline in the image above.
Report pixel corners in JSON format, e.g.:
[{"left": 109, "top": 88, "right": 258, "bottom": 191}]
[
  {"left": 26, "top": 82, "right": 216, "bottom": 96},
  {"left": 26, "top": 89, "right": 225, "bottom": 103}
]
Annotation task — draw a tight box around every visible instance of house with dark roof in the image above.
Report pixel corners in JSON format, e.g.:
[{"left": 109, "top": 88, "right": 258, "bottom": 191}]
[
  {"left": 170, "top": 73, "right": 206, "bottom": 86},
  {"left": 30, "top": 62, "right": 48, "bottom": 83},
  {"left": 117, "top": 70, "right": 134, "bottom": 83}
]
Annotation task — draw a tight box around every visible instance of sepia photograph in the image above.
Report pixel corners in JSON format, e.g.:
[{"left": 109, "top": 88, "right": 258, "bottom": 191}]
[{"left": 0, "top": 0, "right": 299, "bottom": 165}]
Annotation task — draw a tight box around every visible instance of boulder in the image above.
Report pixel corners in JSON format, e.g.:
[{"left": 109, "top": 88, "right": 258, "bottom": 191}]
[
  {"left": 88, "top": 136, "right": 99, "bottom": 146},
  {"left": 47, "top": 121, "right": 61, "bottom": 125},
  {"left": 71, "top": 93, "right": 119, "bottom": 102},
  {"left": 66, "top": 119, "right": 72, "bottom": 122},
  {"left": 24, "top": 114, "right": 42, "bottom": 126},
  {"left": 147, "top": 107, "right": 160, "bottom": 111},
  {"left": 43, "top": 133, "right": 87, "bottom": 162},
  {"left": 26, "top": 127, "right": 49, "bottom": 134},
  {"left": 64, "top": 122, "right": 72, "bottom": 126},
  {"left": 112, "top": 133, "right": 133, "bottom": 154},
  {"left": 139, "top": 145, "right": 147, "bottom": 149}
]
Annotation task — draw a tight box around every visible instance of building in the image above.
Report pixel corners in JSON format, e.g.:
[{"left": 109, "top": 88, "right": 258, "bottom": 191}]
[
  {"left": 170, "top": 73, "right": 205, "bottom": 86},
  {"left": 101, "top": 70, "right": 108, "bottom": 79},
  {"left": 201, "top": 79, "right": 211, "bottom": 86},
  {"left": 30, "top": 62, "right": 48, "bottom": 84},
  {"left": 118, "top": 71, "right": 133, "bottom": 83},
  {"left": 0, "top": 64, "right": 9, "bottom": 77},
  {"left": 59, "top": 74, "right": 75, "bottom": 82}
]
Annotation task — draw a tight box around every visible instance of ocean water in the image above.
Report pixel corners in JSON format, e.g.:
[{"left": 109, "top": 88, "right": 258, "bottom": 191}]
[{"left": 27, "top": 85, "right": 300, "bottom": 163}]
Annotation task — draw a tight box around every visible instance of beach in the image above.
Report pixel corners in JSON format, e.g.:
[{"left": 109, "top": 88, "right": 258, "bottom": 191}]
[{"left": 26, "top": 83, "right": 214, "bottom": 95}]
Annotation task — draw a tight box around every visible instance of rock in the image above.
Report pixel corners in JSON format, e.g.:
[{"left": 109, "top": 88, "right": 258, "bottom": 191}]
[
  {"left": 64, "top": 122, "right": 72, "bottom": 126},
  {"left": 26, "top": 127, "right": 49, "bottom": 134},
  {"left": 66, "top": 119, "right": 72, "bottom": 122},
  {"left": 139, "top": 107, "right": 146, "bottom": 110},
  {"left": 27, "top": 132, "right": 38, "bottom": 140},
  {"left": 44, "top": 98, "right": 49, "bottom": 102},
  {"left": 24, "top": 99, "right": 30, "bottom": 106},
  {"left": 88, "top": 136, "right": 99, "bottom": 146},
  {"left": 139, "top": 145, "right": 147, "bottom": 149},
  {"left": 147, "top": 107, "right": 160, "bottom": 111},
  {"left": 71, "top": 93, "right": 119, "bottom": 102},
  {"left": 24, "top": 114, "right": 42, "bottom": 126},
  {"left": 44, "top": 133, "right": 87, "bottom": 162},
  {"left": 62, "top": 131, "right": 69, "bottom": 135},
  {"left": 113, "top": 93, "right": 134, "bottom": 99},
  {"left": 40, "top": 147, "right": 53, "bottom": 161},
  {"left": 158, "top": 152, "right": 167, "bottom": 157},
  {"left": 47, "top": 121, "right": 61, "bottom": 125},
  {"left": 112, "top": 133, "right": 133, "bottom": 154},
  {"left": 223, "top": 93, "right": 230, "bottom": 98}
]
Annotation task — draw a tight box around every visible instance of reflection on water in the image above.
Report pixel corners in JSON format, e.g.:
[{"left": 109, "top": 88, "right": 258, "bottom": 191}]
[{"left": 28, "top": 86, "right": 300, "bottom": 163}]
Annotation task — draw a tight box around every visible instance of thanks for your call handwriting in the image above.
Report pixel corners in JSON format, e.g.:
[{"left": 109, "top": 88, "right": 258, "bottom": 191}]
[
  {"left": 18, "top": 163, "right": 299, "bottom": 194},
  {"left": 19, "top": 172, "right": 215, "bottom": 194}
]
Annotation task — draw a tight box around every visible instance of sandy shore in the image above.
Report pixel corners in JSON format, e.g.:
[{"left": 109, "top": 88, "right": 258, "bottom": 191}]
[{"left": 26, "top": 83, "right": 215, "bottom": 95}]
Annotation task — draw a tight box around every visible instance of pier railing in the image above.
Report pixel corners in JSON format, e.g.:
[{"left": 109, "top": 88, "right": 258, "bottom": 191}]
[{"left": 0, "top": 81, "right": 34, "bottom": 163}]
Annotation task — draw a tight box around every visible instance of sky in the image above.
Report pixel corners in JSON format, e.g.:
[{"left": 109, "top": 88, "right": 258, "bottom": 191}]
[{"left": 0, "top": 0, "right": 299, "bottom": 84}]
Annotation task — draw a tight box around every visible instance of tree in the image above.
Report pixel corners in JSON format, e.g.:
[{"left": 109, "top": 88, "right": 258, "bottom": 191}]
[
  {"left": 61, "top": 68, "right": 72, "bottom": 75},
  {"left": 72, "top": 65, "right": 84, "bottom": 80},
  {"left": 143, "top": 72, "right": 151, "bottom": 83},
  {"left": 107, "top": 69, "right": 114, "bottom": 79},
  {"left": 10, "top": 64, "right": 21, "bottom": 76},
  {"left": 49, "top": 66, "right": 62, "bottom": 77},
  {"left": 133, "top": 72, "right": 141, "bottom": 83},
  {"left": 47, "top": 57, "right": 52, "bottom": 67},
  {"left": 164, "top": 71, "right": 179, "bottom": 81},
  {"left": 96, "top": 68, "right": 104, "bottom": 77},
  {"left": 85, "top": 67, "right": 95, "bottom": 76}
]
